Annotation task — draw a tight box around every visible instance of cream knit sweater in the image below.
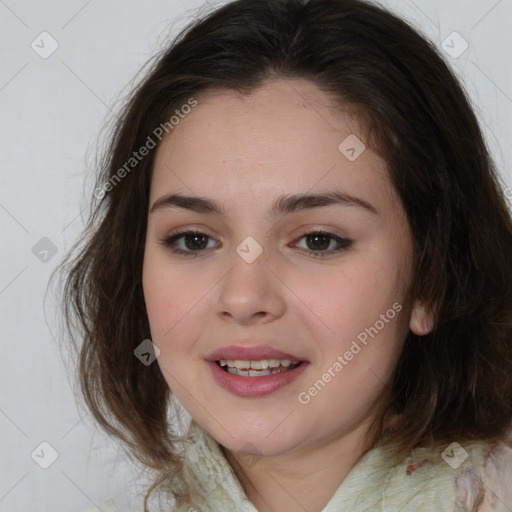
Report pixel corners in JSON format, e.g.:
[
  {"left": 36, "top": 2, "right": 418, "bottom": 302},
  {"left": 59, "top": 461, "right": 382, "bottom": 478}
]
[{"left": 84, "top": 420, "right": 512, "bottom": 511}]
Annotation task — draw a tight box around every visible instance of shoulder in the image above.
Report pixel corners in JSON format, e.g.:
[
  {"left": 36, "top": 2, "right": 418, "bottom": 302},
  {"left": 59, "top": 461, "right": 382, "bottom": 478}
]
[
  {"left": 376, "top": 432, "right": 512, "bottom": 511},
  {"left": 456, "top": 435, "right": 512, "bottom": 511}
]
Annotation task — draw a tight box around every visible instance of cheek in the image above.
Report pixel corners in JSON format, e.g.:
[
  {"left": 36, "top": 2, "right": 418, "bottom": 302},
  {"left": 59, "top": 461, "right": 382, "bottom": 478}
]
[
  {"left": 294, "top": 256, "right": 407, "bottom": 424},
  {"left": 142, "top": 258, "right": 210, "bottom": 392},
  {"left": 142, "top": 248, "right": 221, "bottom": 366},
  {"left": 142, "top": 250, "right": 198, "bottom": 342},
  {"left": 298, "top": 252, "right": 406, "bottom": 349},
  {"left": 142, "top": 270, "right": 175, "bottom": 338}
]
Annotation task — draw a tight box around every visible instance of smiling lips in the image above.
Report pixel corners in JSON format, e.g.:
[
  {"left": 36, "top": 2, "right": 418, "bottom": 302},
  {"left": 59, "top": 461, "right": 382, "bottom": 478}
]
[
  {"left": 206, "top": 344, "right": 309, "bottom": 396},
  {"left": 206, "top": 343, "right": 306, "bottom": 363},
  {"left": 218, "top": 358, "right": 301, "bottom": 377},
  {"left": 207, "top": 344, "right": 305, "bottom": 376}
]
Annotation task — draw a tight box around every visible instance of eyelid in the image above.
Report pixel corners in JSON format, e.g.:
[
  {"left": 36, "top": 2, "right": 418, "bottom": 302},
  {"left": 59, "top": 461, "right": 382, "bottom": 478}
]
[
  {"left": 160, "top": 226, "right": 352, "bottom": 259},
  {"left": 293, "top": 224, "right": 349, "bottom": 239},
  {"left": 290, "top": 229, "right": 352, "bottom": 256},
  {"left": 164, "top": 225, "right": 217, "bottom": 238},
  {"left": 161, "top": 228, "right": 225, "bottom": 247}
]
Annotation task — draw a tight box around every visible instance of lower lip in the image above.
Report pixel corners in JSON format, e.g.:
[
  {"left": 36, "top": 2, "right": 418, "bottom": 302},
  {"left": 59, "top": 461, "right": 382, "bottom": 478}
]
[{"left": 206, "top": 360, "right": 309, "bottom": 397}]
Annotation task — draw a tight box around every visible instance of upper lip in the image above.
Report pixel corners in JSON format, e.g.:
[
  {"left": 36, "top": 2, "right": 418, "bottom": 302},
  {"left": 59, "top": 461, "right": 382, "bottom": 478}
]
[{"left": 206, "top": 344, "right": 307, "bottom": 363}]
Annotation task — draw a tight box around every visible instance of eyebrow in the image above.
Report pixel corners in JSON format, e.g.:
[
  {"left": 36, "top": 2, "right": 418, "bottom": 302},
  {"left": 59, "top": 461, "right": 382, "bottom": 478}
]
[{"left": 149, "top": 191, "right": 378, "bottom": 217}]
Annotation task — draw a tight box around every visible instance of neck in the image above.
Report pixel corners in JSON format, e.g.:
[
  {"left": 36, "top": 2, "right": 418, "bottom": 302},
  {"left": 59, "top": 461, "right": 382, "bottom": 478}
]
[{"left": 223, "top": 418, "right": 379, "bottom": 512}]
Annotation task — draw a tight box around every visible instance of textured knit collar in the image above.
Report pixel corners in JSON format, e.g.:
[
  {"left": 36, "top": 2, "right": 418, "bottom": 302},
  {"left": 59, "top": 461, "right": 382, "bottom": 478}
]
[
  {"left": 179, "top": 420, "right": 497, "bottom": 512},
  {"left": 84, "top": 421, "right": 512, "bottom": 511}
]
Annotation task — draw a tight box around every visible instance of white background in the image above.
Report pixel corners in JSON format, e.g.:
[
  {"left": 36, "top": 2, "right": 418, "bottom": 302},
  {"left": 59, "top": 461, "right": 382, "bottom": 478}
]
[{"left": 0, "top": 1, "right": 511, "bottom": 511}]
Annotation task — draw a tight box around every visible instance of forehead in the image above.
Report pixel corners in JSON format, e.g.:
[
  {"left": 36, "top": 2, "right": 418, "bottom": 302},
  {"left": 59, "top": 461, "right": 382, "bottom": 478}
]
[{"left": 150, "top": 79, "right": 397, "bottom": 218}]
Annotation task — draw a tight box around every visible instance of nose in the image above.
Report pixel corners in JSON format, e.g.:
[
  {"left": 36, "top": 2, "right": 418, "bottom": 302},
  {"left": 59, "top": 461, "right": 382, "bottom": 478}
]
[{"left": 212, "top": 246, "right": 286, "bottom": 326}]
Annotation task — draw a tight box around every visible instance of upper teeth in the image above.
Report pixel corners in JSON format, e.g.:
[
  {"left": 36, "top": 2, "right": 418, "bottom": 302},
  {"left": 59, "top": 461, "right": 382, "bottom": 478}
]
[{"left": 219, "top": 359, "right": 293, "bottom": 369}]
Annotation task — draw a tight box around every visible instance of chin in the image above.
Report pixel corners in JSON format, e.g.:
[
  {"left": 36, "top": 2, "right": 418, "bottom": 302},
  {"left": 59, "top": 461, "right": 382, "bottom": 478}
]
[{"left": 201, "top": 415, "right": 306, "bottom": 456}]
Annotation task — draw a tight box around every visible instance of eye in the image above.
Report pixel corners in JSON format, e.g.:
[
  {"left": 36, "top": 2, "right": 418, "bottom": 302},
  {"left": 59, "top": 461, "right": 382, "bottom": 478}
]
[
  {"left": 292, "top": 230, "right": 352, "bottom": 258},
  {"left": 161, "top": 229, "right": 219, "bottom": 258},
  {"left": 160, "top": 229, "right": 352, "bottom": 259}
]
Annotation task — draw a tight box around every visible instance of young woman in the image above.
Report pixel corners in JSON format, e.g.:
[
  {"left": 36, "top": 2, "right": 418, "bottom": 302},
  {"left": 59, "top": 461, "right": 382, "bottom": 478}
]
[{"left": 64, "top": 0, "right": 512, "bottom": 510}]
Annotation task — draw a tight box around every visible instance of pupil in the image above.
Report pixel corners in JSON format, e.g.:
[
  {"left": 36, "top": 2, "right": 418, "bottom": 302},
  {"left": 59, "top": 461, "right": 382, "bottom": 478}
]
[
  {"left": 186, "top": 234, "right": 207, "bottom": 250},
  {"left": 307, "top": 234, "right": 329, "bottom": 250}
]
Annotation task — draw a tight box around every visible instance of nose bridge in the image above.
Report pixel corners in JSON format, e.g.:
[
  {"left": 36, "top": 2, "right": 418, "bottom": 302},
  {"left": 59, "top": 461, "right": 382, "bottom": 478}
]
[{"left": 213, "top": 237, "right": 285, "bottom": 324}]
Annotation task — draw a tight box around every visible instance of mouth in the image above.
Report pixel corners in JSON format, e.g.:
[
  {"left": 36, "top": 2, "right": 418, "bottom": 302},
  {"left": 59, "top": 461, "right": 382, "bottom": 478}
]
[
  {"left": 207, "top": 357, "right": 309, "bottom": 397},
  {"left": 206, "top": 344, "right": 309, "bottom": 396},
  {"left": 216, "top": 359, "right": 303, "bottom": 377}
]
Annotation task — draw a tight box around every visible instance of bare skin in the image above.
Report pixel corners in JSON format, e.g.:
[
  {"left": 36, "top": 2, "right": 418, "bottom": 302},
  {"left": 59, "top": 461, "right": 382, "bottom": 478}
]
[{"left": 142, "top": 78, "right": 433, "bottom": 511}]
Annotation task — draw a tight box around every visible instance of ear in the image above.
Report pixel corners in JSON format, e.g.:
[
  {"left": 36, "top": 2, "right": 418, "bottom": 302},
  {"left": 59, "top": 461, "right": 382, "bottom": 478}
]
[{"left": 409, "top": 299, "right": 434, "bottom": 336}]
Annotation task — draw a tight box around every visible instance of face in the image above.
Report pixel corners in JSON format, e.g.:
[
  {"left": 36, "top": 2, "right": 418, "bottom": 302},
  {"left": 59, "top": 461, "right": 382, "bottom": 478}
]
[{"left": 142, "top": 78, "right": 422, "bottom": 458}]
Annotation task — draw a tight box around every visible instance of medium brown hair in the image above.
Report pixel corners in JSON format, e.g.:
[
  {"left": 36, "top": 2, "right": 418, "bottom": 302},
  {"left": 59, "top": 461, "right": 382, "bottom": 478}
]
[{"left": 56, "top": 0, "right": 512, "bottom": 508}]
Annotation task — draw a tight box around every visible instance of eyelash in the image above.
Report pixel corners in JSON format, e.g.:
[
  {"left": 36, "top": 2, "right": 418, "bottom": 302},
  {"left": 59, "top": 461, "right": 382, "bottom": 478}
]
[{"left": 160, "top": 229, "right": 352, "bottom": 259}]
